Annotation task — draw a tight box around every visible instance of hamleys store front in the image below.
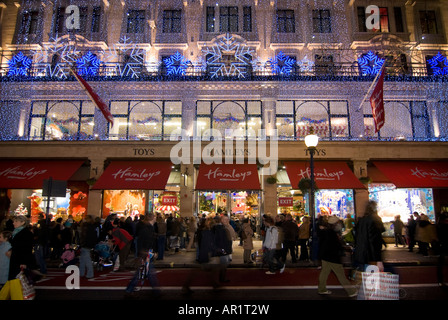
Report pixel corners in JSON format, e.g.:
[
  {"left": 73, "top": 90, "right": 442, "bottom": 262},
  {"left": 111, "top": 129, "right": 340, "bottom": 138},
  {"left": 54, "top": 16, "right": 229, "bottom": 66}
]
[{"left": 0, "top": 141, "right": 447, "bottom": 225}]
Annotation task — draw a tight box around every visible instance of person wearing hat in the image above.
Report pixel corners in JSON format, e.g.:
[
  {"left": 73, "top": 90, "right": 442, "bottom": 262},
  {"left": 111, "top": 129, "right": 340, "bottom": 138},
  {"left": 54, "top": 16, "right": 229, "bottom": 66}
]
[{"left": 317, "top": 215, "right": 357, "bottom": 297}]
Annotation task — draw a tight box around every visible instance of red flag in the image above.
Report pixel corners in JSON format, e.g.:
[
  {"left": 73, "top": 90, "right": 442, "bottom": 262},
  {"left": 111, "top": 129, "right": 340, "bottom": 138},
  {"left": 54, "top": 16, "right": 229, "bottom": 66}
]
[
  {"left": 71, "top": 69, "right": 114, "bottom": 127},
  {"left": 369, "top": 68, "right": 385, "bottom": 132}
]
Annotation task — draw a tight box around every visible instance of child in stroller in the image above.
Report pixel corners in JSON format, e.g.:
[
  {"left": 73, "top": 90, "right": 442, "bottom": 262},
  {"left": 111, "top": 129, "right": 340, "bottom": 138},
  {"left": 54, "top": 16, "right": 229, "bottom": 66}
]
[
  {"left": 60, "top": 244, "right": 79, "bottom": 268},
  {"left": 93, "top": 240, "right": 116, "bottom": 271}
]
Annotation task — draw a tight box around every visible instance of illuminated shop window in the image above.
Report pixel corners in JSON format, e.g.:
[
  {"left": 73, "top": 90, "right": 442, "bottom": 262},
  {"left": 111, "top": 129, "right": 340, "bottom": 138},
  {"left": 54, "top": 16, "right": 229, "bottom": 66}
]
[
  {"left": 28, "top": 101, "right": 94, "bottom": 140},
  {"left": 277, "top": 100, "right": 350, "bottom": 140},
  {"left": 196, "top": 100, "right": 262, "bottom": 140},
  {"left": 363, "top": 101, "right": 431, "bottom": 141},
  {"left": 108, "top": 100, "right": 181, "bottom": 140}
]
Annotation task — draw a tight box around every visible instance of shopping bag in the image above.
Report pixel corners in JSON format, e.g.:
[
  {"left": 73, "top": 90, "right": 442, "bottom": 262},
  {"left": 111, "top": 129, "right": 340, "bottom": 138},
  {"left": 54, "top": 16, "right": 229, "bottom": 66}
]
[
  {"left": 17, "top": 270, "right": 35, "bottom": 300},
  {"left": 360, "top": 271, "right": 399, "bottom": 300},
  {"left": 113, "top": 256, "right": 120, "bottom": 272},
  {"left": 0, "top": 279, "right": 24, "bottom": 300}
]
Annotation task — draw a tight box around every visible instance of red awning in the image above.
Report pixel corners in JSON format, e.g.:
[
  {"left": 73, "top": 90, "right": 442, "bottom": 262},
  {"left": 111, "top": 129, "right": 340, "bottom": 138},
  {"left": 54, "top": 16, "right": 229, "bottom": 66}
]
[
  {"left": 92, "top": 161, "right": 172, "bottom": 190},
  {"left": 0, "top": 160, "right": 84, "bottom": 189},
  {"left": 195, "top": 163, "right": 261, "bottom": 190},
  {"left": 372, "top": 161, "right": 448, "bottom": 188},
  {"left": 284, "top": 161, "right": 365, "bottom": 189}
]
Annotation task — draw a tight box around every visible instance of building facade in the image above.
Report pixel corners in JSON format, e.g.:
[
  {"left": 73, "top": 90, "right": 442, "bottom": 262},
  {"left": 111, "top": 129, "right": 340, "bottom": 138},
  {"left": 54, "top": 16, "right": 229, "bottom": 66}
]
[{"left": 1, "top": 0, "right": 447, "bottom": 229}]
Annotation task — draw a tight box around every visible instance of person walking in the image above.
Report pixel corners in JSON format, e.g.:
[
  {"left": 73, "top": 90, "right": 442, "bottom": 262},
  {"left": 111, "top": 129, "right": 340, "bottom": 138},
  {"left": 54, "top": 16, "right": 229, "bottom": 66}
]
[
  {"left": 7, "top": 215, "right": 35, "bottom": 280},
  {"left": 263, "top": 215, "right": 285, "bottom": 274},
  {"left": 317, "top": 215, "right": 357, "bottom": 297},
  {"left": 281, "top": 214, "right": 299, "bottom": 263},
  {"left": 79, "top": 215, "right": 97, "bottom": 279},
  {"left": 241, "top": 217, "right": 254, "bottom": 264},
  {"left": 186, "top": 216, "right": 197, "bottom": 251},
  {"left": 155, "top": 214, "right": 167, "bottom": 260},
  {"left": 406, "top": 215, "right": 417, "bottom": 252},
  {"left": 110, "top": 218, "right": 133, "bottom": 271},
  {"left": 393, "top": 215, "right": 405, "bottom": 247},
  {"left": 298, "top": 216, "right": 310, "bottom": 261},
  {"left": 353, "top": 200, "right": 385, "bottom": 272}
]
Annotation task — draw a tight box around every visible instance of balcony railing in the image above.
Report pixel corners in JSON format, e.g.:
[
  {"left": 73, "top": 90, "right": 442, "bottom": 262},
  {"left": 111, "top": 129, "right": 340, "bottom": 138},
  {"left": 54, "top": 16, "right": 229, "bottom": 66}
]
[{"left": 0, "top": 59, "right": 438, "bottom": 80}]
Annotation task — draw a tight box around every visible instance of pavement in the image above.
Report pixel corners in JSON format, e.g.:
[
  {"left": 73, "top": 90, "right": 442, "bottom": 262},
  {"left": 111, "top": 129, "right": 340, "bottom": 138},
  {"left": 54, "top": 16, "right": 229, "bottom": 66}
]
[{"left": 147, "top": 240, "right": 442, "bottom": 269}]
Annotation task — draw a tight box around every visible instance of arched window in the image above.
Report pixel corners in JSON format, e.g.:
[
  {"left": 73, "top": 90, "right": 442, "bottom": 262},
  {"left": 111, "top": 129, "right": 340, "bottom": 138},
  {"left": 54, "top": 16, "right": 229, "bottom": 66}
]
[
  {"left": 108, "top": 100, "right": 181, "bottom": 140},
  {"left": 29, "top": 100, "right": 94, "bottom": 140},
  {"left": 363, "top": 101, "right": 431, "bottom": 141},
  {"left": 196, "top": 100, "right": 262, "bottom": 140},
  {"left": 276, "top": 100, "right": 350, "bottom": 140}
]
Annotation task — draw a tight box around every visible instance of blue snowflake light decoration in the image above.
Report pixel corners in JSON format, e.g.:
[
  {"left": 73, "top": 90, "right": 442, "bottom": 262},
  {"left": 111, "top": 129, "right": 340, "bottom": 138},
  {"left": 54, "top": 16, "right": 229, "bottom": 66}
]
[
  {"left": 76, "top": 51, "right": 102, "bottom": 76},
  {"left": 269, "top": 51, "right": 295, "bottom": 75},
  {"left": 427, "top": 52, "right": 448, "bottom": 76},
  {"left": 7, "top": 52, "right": 32, "bottom": 76},
  {"left": 358, "top": 51, "right": 385, "bottom": 76},
  {"left": 163, "top": 51, "right": 190, "bottom": 76}
]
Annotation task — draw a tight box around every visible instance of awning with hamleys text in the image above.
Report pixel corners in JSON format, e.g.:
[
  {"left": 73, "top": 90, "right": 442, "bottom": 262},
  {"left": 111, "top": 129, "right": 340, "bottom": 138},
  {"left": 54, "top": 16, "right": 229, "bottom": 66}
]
[
  {"left": 0, "top": 160, "right": 84, "bottom": 189},
  {"left": 92, "top": 161, "right": 172, "bottom": 190},
  {"left": 195, "top": 163, "right": 261, "bottom": 190},
  {"left": 372, "top": 161, "right": 448, "bottom": 188},
  {"left": 284, "top": 161, "right": 365, "bottom": 189}
]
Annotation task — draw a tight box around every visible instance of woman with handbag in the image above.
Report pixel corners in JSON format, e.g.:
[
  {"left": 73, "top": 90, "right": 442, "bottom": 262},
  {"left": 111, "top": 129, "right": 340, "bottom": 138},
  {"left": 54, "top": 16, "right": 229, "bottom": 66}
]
[{"left": 7, "top": 215, "right": 35, "bottom": 280}]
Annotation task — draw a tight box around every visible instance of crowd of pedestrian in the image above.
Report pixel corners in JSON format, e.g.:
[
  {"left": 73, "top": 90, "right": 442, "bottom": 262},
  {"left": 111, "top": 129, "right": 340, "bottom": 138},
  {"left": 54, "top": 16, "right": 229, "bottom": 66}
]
[{"left": 0, "top": 201, "right": 447, "bottom": 298}]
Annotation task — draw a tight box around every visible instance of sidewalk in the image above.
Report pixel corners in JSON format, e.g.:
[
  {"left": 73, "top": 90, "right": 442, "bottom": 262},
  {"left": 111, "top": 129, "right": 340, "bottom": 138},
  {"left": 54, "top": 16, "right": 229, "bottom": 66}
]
[{"left": 150, "top": 240, "right": 442, "bottom": 269}]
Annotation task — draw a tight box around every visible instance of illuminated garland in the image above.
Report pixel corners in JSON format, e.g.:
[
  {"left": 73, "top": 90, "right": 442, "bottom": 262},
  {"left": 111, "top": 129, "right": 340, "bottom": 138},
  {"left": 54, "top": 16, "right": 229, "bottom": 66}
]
[{"left": 7, "top": 52, "right": 32, "bottom": 76}]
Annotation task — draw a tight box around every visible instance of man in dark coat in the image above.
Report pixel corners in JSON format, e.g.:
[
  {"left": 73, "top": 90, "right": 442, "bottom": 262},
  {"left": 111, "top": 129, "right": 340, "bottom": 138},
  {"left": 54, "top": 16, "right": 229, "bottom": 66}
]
[
  {"left": 353, "top": 201, "right": 386, "bottom": 271},
  {"left": 281, "top": 214, "right": 299, "bottom": 263},
  {"left": 317, "top": 215, "right": 357, "bottom": 297}
]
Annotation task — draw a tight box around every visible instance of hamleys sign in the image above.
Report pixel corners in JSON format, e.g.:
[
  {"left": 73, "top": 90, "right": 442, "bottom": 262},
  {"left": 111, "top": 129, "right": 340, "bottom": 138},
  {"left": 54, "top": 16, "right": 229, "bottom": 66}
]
[{"left": 0, "top": 166, "right": 47, "bottom": 180}]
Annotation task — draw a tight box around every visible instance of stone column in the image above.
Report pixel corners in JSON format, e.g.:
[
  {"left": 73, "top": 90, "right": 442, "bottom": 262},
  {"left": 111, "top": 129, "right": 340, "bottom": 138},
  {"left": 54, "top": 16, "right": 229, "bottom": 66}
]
[
  {"left": 86, "top": 157, "right": 106, "bottom": 218},
  {"left": 352, "top": 159, "right": 369, "bottom": 219},
  {"left": 179, "top": 163, "right": 194, "bottom": 217}
]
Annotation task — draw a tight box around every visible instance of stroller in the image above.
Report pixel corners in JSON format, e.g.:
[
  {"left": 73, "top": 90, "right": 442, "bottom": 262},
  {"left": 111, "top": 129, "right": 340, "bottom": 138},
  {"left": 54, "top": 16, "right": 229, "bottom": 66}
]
[{"left": 92, "top": 241, "right": 116, "bottom": 271}]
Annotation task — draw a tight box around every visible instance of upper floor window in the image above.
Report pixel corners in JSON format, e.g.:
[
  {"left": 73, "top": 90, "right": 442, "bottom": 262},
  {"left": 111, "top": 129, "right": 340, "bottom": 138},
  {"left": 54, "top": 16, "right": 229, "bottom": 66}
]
[
  {"left": 276, "top": 100, "right": 350, "bottom": 140},
  {"left": 419, "top": 10, "right": 438, "bottom": 34},
  {"left": 277, "top": 10, "right": 295, "bottom": 33},
  {"left": 92, "top": 7, "right": 102, "bottom": 33},
  {"left": 357, "top": 7, "right": 390, "bottom": 33},
  {"left": 378, "top": 7, "right": 390, "bottom": 32},
  {"left": 394, "top": 7, "right": 404, "bottom": 33},
  {"left": 220, "top": 6, "right": 238, "bottom": 32},
  {"left": 21, "top": 10, "right": 39, "bottom": 35},
  {"left": 52, "top": 6, "right": 102, "bottom": 35},
  {"left": 29, "top": 101, "right": 95, "bottom": 141},
  {"left": 126, "top": 10, "right": 146, "bottom": 34},
  {"left": 206, "top": 6, "right": 215, "bottom": 32},
  {"left": 163, "top": 10, "right": 182, "bottom": 33},
  {"left": 312, "top": 9, "right": 331, "bottom": 33},
  {"left": 53, "top": 7, "right": 65, "bottom": 34},
  {"left": 243, "top": 6, "right": 252, "bottom": 32}
]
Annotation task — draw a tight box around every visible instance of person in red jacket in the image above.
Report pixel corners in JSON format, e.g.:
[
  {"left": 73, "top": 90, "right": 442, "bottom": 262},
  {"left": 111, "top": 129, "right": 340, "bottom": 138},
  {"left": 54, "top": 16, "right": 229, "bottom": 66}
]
[{"left": 110, "top": 218, "right": 133, "bottom": 271}]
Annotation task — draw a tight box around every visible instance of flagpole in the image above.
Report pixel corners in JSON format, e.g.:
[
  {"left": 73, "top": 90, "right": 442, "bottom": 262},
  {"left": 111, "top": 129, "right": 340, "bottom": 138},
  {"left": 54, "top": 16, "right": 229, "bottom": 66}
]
[{"left": 356, "top": 63, "right": 386, "bottom": 112}]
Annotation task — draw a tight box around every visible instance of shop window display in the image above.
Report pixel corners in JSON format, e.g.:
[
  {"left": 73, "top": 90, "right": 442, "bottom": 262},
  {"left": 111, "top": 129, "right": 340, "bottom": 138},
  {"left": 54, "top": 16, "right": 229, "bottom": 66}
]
[
  {"left": 198, "top": 191, "right": 259, "bottom": 218},
  {"left": 369, "top": 184, "right": 435, "bottom": 235},
  {"left": 314, "top": 189, "right": 354, "bottom": 219},
  {"left": 102, "top": 190, "right": 145, "bottom": 218},
  {"left": 8, "top": 184, "right": 88, "bottom": 224}
]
